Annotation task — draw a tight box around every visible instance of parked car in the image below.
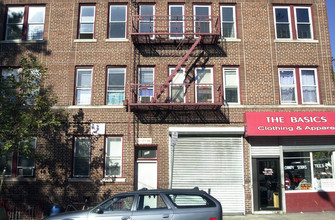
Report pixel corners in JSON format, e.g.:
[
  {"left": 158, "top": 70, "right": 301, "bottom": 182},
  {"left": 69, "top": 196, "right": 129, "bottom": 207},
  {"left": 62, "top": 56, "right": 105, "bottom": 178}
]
[{"left": 43, "top": 187, "right": 222, "bottom": 220}]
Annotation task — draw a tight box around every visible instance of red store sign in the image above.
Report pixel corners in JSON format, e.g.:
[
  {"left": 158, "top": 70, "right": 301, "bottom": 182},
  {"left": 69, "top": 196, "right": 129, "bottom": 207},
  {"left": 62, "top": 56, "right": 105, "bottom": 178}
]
[{"left": 244, "top": 112, "right": 335, "bottom": 136}]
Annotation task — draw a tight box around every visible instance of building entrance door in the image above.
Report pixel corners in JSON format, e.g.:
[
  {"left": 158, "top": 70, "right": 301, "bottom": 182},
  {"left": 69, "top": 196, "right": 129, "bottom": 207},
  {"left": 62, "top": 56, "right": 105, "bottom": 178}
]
[
  {"left": 253, "top": 158, "right": 282, "bottom": 211},
  {"left": 135, "top": 147, "right": 157, "bottom": 190}
]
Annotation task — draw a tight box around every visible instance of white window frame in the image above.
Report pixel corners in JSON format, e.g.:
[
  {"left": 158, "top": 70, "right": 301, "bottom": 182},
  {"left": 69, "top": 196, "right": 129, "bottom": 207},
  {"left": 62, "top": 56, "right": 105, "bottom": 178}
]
[
  {"left": 109, "top": 5, "right": 127, "bottom": 39},
  {"left": 73, "top": 137, "right": 91, "bottom": 177},
  {"left": 195, "top": 67, "right": 213, "bottom": 103},
  {"left": 223, "top": 67, "right": 240, "bottom": 104},
  {"left": 278, "top": 68, "right": 298, "bottom": 104},
  {"left": 299, "top": 68, "right": 319, "bottom": 104},
  {"left": 6, "top": 7, "right": 25, "bottom": 40},
  {"left": 105, "top": 137, "right": 123, "bottom": 177},
  {"left": 79, "top": 5, "right": 96, "bottom": 39},
  {"left": 294, "top": 6, "right": 313, "bottom": 40},
  {"left": 76, "top": 68, "right": 92, "bottom": 105},
  {"left": 193, "top": 5, "right": 212, "bottom": 37},
  {"left": 139, "top": 5, "right": 155, "bottom": 39},
  {"left": 273, "top": 6, "right": 292, "bottom": 40},
  {"left": 138, "top": 67, "right": 154, "bottom": 103},
  {"left": 220, "top": 6, "right": 236, "bottom": 39},
  {"left": 169, "top": 67, "right": 185, "bottom": 103},
  {"left": 17, "top": 138, "right": 36, "bottom": 176},
  {"left": 107, "top": 68, "right": 126, "bottom": 105},
  {"left": 169, "top": 5, "right": 185, "bottom": 39},
  {"left": 27, "top": 6, "right": 46, "bottom": 40}
]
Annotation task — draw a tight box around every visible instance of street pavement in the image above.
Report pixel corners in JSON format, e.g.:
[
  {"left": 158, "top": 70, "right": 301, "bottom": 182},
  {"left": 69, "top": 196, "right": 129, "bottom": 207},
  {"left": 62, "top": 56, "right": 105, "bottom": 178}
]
[{"left": 222, "top": 211, "right": 335, "bottom": 219}]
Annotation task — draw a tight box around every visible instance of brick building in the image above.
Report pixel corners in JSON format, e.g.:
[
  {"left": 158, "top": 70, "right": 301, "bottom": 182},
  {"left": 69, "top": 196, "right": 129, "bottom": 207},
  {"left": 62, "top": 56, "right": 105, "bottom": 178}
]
[{"left": 0, "top": 0, "right": 335, "bottom": 216}]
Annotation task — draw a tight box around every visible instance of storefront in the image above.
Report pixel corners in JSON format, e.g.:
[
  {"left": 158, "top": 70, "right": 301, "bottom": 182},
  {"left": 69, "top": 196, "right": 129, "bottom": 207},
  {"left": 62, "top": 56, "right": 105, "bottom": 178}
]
[{"left": 245, "top": 112, "right": 335, "bottom": 213}]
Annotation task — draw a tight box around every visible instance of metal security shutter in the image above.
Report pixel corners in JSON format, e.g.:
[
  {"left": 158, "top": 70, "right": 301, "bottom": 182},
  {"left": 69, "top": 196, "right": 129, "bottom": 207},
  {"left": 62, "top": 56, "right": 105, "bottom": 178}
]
[
  {"left": 251, "top": 146, "right": 281, "bottom": 157},
  {"left": 172, "top": 136, "right": 245, "bottom": 214}
]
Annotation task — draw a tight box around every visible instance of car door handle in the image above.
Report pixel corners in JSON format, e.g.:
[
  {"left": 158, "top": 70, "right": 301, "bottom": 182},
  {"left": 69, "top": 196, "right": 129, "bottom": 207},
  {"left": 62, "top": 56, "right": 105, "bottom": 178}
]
[
  {"left": 162, "top": 214, "right": 170, "bottom": 218},
  {"left": 121, "top": 216, "right": 131, "bottom": 220}
]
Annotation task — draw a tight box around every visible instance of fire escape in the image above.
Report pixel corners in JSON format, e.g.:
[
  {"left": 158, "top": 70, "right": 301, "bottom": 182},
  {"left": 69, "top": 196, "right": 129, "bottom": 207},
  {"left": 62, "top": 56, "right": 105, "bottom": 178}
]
[{"left": 127, "top": 9, "right": 229, "bottom": 124}]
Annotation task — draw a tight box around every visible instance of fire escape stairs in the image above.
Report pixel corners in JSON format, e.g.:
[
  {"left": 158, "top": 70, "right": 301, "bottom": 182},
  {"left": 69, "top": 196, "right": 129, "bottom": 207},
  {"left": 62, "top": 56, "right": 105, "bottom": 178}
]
[{"left": 151, "top": 36, "right": 202, "bottom": 103}]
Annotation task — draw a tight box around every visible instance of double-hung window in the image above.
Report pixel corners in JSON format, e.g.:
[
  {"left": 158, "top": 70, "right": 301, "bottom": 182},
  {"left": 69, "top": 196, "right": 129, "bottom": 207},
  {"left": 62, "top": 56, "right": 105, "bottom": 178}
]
[
  {"left": 139, "top": 5, "right": 155, "bottom": 39},
  {"left": 138, "top": 67, "right": 154, "bottom": 103},
  {"left": 223, "top": 68, "right": 240, "bottom": 104},
  {"left": 78, "top": 5, "right": 96, "bottom": 39},
  {"left": 195, "top": 67, "right": 213, "bottom": 103},
  {"left": 105, "top": 137, "right": 123, "bottom": 177},
  {"left": 295, "top": 7, "right": 313, "bottom": 39},
  {"left": 274, "top": 6, "right": 313, "bottom": 40},
  {"left": 109, "top": 5, "right": 127, "bottom": 39},
  {"left": 75, "top": 68, "right": 92, "bottom": 105},
  {"left": 169, "top": 67, "right": 185, "bottom": 103},
  {"left": 194, "top": 5, "right": 211, "bottom": 36},
  {"left": 73, "top": 137, "right": 90, "bottom": 177},
  {"left": 6, "top": 6, "right": 46, "bottom": 40},
  {"left": 169, "top": 5, "right": 184, "bottom": 39},
  {"left": 221, "top": 6, "right": 236, "bottom": 39},
  {"left": 279, "top": 68, "right": 319, "bottom": 104},
  {"left": 0, "top": 138, "right": 36, "bottom": 177},
  {"left": 107, "top": 68, "right": 125, "bottom": 105}
]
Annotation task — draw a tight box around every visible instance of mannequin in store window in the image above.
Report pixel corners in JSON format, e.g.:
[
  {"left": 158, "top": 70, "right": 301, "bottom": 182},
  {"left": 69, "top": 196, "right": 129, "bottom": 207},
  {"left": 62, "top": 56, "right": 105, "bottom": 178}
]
[
  {"left": 285, "top": 173, "right": 291, "bottom": 190},
  {"left": 313, "top": 173, "right": 322, "bottom": 190}
]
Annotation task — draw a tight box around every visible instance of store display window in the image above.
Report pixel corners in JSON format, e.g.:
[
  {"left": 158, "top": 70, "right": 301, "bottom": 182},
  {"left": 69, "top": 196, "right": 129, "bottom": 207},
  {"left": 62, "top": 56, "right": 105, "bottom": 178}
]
[{"left": 284, "top": 151, "right": 334, "bottom": 191}]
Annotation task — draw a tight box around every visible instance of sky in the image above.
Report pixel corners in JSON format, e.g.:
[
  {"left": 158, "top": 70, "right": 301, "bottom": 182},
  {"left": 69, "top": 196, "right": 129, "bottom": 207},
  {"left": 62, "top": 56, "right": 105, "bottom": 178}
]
[{"left": 326, "top": 0, "right": 335, "bottom": 67}]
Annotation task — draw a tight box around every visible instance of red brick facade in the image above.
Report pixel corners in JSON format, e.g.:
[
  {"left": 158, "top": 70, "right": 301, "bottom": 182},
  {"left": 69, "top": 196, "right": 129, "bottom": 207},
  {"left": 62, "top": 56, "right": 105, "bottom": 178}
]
[{"left": 0, "top": 0, "right": 334, "bottom": 216}]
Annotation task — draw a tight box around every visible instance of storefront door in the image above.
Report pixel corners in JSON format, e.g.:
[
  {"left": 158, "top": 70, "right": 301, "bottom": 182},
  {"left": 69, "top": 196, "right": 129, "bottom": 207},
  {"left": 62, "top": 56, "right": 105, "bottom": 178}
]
[{"left": 253, "top": 158, "right": 281, "bottom": 211}]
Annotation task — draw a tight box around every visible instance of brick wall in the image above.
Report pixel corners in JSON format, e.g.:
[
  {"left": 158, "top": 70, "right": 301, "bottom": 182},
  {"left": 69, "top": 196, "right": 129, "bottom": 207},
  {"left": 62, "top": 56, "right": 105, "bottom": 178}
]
[{"left": 0, "top": 0, "right": 334, "bottom": 215}]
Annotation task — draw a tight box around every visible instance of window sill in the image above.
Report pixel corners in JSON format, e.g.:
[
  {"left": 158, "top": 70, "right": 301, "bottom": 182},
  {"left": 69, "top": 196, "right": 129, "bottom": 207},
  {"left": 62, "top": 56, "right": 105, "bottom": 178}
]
[
  {"left": 74, "top": 39, "right": 97, "bottom": 43},
  {"left": 0, "top": 40, "right": 46, "bottom": 44},
  {"left": 101, "top": 178, "right": 126, "bottom": 183},
  {"left": 220, "top": 38, "right": 242, "bottom": 42},
  {"left": 274, "top": 39, "right": 319, "bottom": 43},
  {"left": 105, "top": 39, "right": 129, "bottom": 42},
  {"left": 68, "top": 178, "right": 93, "bottom": 183},
  {"left": 4, "top": 177, "right": 36, "bottom": 182}
]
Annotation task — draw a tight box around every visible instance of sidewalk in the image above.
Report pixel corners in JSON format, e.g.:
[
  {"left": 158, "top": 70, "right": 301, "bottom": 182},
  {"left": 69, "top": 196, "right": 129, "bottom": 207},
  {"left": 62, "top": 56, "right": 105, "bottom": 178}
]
[{"left": 222, "top": 211, "right": 335, "bottom": 220}]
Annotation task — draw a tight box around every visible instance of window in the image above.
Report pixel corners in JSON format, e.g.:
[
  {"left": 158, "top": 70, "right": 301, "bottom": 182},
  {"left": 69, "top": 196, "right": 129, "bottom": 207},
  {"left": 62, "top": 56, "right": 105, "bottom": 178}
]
[
  {"left": 107, "top": 68, "right": 125, "bottom": 105},
  {"left": 109, "top": 5, "right": 127, "bottom": 39},
  {"left": 223, "top": 68, "right": 239, "bottom": 104},
  {"left": 295, "top": 7, "right": 313, "bottom": 39},
  {"left": 274, "top": 6, "right": 313, "bottom": 40},
  {"left": 78, "top": 5, "right": 96, "bottom": 39},
  {"left": 195, "top": 67, "right": 213, "bottom": 103},
  {"left": 279, "top": 68, "right": 318, "bottom": 104},
  {"left": 166, "top": 194, "right": 216, "bottom": 208},
  {"left": 96, "top": 195, "right": 134, "bottom": 213},
  {"left": 300, "top": 68, "right": 318, "bottom": 104},
  {"left": 221, "top": 6, "right": 236, "bottom": 38},
  {"left": 169, "top": 67, "right": 185, "bottom": 103},
  {"left": 105, "top": 137, "right": 123, "bottom": 177},
  {"left": 284, "top": 151, "right": 334, "bottom": 191},
  {"left": 1, "top": 68, "right": 19, "bottom": 81},
  {"left": 138, "top": 67, "right": 154, "bottom": 103},
  {"left": 0, "top": 138, "right": 36, "bottom": 177},
  {"left": 169, "top": 5, "right": 184, "bottom": 39},
  {"left": 73, "top": 137, "right": 90, "bottom": 177},
  {"left": 139, "top": 5, "right": 155, "bottom": 38},
  {"left": 137, "top": 194, "right": 168, "bottom": 210},
  {"left": 75, "top": 68, "right": 92, "bottom": 105},
  {"left": 6, "top": 6, "right": 45, "bottom": 40},
  {"left": 194, "top": 5, "right": 211, "bottom": 36}
]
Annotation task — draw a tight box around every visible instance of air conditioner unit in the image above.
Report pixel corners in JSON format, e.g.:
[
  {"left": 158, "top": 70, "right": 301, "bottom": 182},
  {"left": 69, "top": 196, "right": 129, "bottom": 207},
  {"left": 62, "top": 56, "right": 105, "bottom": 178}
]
[
  {"left": 140, "top": 96, "right": 152, "bottom": 103},
  {"left": 17, "top": 167, "right": 34, "bottom": 176}
]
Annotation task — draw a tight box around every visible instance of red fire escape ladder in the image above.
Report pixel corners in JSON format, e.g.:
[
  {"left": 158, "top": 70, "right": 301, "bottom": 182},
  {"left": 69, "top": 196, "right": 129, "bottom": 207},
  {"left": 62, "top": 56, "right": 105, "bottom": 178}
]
[{"left": 151, "top": 36, "right": 202, "bottom": 103}]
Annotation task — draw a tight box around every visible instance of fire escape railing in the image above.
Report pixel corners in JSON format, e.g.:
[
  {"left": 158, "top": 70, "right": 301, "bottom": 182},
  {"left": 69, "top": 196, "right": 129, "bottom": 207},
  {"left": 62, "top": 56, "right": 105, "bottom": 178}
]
[
  {"left": 129, "top": 83, "right": 223, "bottom": 108},
  {"left": 131, "top": 15, "right": 221, "bottom": 42}
]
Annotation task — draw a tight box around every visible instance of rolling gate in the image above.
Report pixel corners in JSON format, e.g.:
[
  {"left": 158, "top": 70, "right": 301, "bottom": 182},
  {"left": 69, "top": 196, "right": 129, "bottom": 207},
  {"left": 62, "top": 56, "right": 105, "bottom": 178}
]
[{"left": 171, "top": 136, "right": 245, "bottom": 214}]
